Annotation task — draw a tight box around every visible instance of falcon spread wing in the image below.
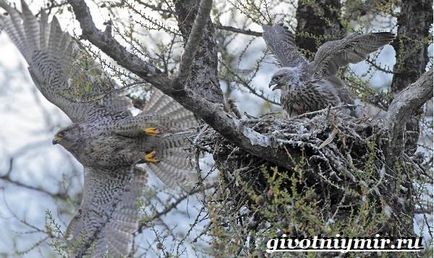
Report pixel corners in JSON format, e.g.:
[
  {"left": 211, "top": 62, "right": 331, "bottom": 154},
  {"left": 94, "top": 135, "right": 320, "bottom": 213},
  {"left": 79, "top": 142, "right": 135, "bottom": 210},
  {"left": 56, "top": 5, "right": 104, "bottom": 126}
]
[
  {"left": 62, "top": 89, "right": 197, "bottom": 257},
  {"left": 309, "top": 32, "right": 395, "bottom": 79},
  {"left": 263, "top": 23, "right": 394, "bottom": 116},
  {"left": 65, "top": 167, "right": 147, "bottom": 257},
  {"left": 262, "top": 24, "right": 309, "bottom": 69},
  {"left": 1, "top": 1, "right": 198, "bottom": 257},
  {"left": 0, "top": 0, "right": 131, "bottom": 123}
]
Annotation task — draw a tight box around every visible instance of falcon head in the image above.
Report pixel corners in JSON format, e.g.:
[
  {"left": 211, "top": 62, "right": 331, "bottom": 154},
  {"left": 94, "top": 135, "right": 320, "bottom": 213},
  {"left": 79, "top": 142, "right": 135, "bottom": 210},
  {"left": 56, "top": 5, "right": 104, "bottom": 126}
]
[
  {"left": 269, "top": 67, "right": 301, "bottom": 91},
  {"left": 52, "top": 124, "right": 81, "bottom": 148}
]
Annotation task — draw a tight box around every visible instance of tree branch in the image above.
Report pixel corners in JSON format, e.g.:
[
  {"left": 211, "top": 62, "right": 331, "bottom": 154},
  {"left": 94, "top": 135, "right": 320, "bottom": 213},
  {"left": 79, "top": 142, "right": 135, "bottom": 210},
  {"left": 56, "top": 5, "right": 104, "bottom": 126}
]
[
  {"left": 174, "top": 0, "right": 213, "bottom": 87},
  {"left": 68, "top": 0, "right": 166, "bottom": 86},
  {"left": 386, "top": 69, "right": 433, "bottom": 155},
  {"left": 215, "top": 24, "right": 262, "bottom": 37},
  {"left": 68, "top": 0, "right": 299, "bottom": 169},
  {"left": 0, "top": 169, "right": 68, "bottom": 199},
  {"left": 390, "top": 0, "right": 432, "bottom": 93},
  {"left": 173, "top": 0, "right": 222, "bottom": 103},
  {"left": 137, "top": 183, "right": 215, "bottom": 232}
]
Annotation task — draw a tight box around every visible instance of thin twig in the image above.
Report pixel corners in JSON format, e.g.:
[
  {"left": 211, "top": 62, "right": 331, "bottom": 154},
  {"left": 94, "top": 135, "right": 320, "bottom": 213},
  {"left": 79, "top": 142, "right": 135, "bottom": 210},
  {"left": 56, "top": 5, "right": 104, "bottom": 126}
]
[{"left": 215, "top": 24, "right": 262, "bottom": 37}]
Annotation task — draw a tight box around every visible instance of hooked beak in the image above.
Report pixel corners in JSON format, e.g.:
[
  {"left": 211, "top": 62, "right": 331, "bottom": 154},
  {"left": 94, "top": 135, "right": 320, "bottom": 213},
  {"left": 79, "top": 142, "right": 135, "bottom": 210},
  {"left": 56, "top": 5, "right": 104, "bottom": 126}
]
[
  {"left": 269, "top": 81, "right": 280, "bottom": 91},
  {"left": 52, "top": 135, "right": 63, "bottom": 145}
]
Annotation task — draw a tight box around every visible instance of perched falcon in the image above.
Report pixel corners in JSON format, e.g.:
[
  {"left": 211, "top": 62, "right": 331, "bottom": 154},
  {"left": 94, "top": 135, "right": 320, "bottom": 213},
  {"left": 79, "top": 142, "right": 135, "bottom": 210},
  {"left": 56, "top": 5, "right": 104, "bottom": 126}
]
[
  {"left": 0, "top": 1, "right": 197, "bottom": 257},
  {"left": 263, "top": 24, "right": 394, "bottom": 116},
  {"left": 269, "top": 67, "right": 342, "bottom": 117}
]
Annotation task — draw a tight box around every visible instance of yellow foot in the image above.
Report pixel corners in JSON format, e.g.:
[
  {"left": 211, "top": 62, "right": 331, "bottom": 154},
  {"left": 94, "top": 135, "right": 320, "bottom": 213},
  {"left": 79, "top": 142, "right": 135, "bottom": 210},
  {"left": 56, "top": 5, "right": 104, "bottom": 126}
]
[
  {"left": 144, "top": 151, "right": 159, "bottom": 164},
  {"left": 144, "top": 127, "right": 159, "bottom": 136}
]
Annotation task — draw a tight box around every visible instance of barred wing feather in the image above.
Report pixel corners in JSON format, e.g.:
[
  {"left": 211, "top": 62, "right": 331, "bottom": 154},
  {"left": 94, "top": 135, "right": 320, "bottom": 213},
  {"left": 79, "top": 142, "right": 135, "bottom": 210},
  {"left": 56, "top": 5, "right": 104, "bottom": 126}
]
[
  {"left": 65, "top": 166, "right": 147, "bottom": 257},
  {"left": 310, "top": 32, "right": 395, "bottom": 79},
  {"left": 262, "top": 24, "right": 309, "bottom": 69},
  {"left": 0, "top": 0, "right": 131, "bottom": 122}
]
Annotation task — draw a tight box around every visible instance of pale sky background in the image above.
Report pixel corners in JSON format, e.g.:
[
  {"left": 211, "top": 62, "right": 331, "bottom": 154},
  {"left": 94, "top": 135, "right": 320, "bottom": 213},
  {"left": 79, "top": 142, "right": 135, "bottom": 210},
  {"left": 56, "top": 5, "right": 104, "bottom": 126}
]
[{"left": 0, "top": 0, "right": 432, "bottom": 257}]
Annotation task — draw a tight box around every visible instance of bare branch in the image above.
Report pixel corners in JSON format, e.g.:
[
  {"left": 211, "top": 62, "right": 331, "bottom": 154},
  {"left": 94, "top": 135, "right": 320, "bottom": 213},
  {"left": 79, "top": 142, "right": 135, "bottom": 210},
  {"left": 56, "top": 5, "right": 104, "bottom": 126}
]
[
  {"left": 386, "top": 69, "right": 433, "bottom": 155},
  {"left": 366, "top": 57, "right": 395, "bottom": 74},
  {"left": 215, "top": 24, "right": 262, "bottom": 37},
  {"left": 137, "top": 183, "right": 215, "bottom": 232},
  {"left": 219, "top": 60, "right": 280, "bottom": 105},
  {"left": 0, "top": 170, "right": 68, "bottom": 199},
  {"left": 68, "top": 0, "right": 166, "bottom": 86}
]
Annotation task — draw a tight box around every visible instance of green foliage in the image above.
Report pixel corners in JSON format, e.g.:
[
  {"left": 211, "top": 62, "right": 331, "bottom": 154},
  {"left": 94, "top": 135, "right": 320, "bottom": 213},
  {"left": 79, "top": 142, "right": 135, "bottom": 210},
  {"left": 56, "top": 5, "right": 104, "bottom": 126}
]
[
  {"left": 210, "top": 144, "right": 396, "bottom": 256},
  {"left": 45, "top": 210, "right": 68, "bottom": 258},
  {"left": 207, "top": 107, "right": 430, "bottom": 257}
]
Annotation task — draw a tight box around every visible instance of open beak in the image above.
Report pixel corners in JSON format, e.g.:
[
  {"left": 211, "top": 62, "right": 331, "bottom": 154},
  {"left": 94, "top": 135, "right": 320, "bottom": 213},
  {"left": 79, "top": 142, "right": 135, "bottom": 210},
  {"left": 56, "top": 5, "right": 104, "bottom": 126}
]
[
  {"left": 52, "top": 135, "right": 62, "bottom": 145},
  {"left": 269, "top": 82, "right": 279, "bottom": 91}
]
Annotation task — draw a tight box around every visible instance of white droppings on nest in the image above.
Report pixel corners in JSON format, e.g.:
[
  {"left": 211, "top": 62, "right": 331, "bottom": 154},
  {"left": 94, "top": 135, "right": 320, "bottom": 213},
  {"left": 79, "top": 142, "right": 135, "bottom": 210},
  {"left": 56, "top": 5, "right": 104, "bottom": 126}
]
[
  {"left": 242, "top": 126, "right": 271, "bottom": 147},
  {"left": 383, "top": 204, "right": 393, "bottom": 218}
]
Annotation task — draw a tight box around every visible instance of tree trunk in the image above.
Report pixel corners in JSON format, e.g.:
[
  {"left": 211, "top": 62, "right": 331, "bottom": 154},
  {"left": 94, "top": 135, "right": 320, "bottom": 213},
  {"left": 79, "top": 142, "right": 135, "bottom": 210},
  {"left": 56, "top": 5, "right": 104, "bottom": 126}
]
[
  {"left": 391, "top": 0, "right": 431, "bottom": 93},
  {"left": 385, "top": 0, "right": 432, "bottom": 236},
  {"left": 295, "top": 0, "right": 345, "bottom": 58},
  {"left": 390, "top": 0, "right": 432, "bottom": 154},
  {"left": 174, "top": 0, "right": 223, "bottom": 104}
]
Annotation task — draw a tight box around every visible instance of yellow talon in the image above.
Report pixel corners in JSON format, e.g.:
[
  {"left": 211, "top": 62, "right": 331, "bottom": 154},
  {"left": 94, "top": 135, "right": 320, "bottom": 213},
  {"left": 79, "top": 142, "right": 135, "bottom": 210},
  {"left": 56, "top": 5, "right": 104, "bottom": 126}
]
[
  {"left": 144, "top": 151, "right": 159, "bottom": 164},
  {"left": 144, "top": 127, "right": 159, "bottom": 136}
]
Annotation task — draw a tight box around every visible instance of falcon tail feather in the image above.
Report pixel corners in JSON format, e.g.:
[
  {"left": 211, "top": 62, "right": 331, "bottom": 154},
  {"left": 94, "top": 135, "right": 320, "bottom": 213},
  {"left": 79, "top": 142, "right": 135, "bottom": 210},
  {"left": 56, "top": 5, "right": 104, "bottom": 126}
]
[
  {"left": 141, "top": 89, "right": 198, "bottom": 130},
  {"left": 151, "top": 132, "right": 197, "bottom": 187},
  {"left": 141, "top": 90, "right": 198, "bottom": 187}
]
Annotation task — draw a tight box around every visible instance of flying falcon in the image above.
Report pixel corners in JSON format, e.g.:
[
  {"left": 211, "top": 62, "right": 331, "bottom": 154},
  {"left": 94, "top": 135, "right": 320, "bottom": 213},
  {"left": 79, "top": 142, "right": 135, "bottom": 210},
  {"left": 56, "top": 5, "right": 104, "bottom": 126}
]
[
  {"left": 263, "top": 24, "right": 394, "bottom": 116},
  {"left": 0, "top": 0, "right": 197, "bottom": 256}
]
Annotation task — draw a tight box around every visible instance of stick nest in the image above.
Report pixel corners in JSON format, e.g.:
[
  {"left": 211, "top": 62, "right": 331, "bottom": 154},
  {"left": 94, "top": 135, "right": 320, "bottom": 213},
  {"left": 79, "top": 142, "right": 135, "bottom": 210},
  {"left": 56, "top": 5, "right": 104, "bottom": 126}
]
[{"left": 197, "top": 110, "right": 418, "bottom": 245}]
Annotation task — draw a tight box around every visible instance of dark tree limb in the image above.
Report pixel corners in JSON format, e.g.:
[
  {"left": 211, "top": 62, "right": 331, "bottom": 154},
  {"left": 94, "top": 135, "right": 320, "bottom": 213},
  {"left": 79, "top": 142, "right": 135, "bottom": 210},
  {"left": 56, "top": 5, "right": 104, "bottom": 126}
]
[
  {"left": 68, "top": 0, "right": 166, "bottom": 85},
  {"left": 390, "top": 0, "right": 432, "bottom": 155},
  {"left": 295, "top": 0, "right": 345, "bottom": 58},
  {"left": 215, "top": 24, "right": 262, "bottom": 37},
  {"left": 382, "top": 68, "right": 433, "bottom": 237},
  {"left": 386, "top": 69, "right": 433, "bottom": 157},
  {"left": 174, "top": 0, "right": 213, "bottom": 88},
  {"left": 380, "top": 0, "right": 433, "bottom": 237},
  {"left": 391, "top": 0, "right": 432, "bottom": 93},
  {"left": 173, "top": 0, "right": 222, "bottom": 103}
]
